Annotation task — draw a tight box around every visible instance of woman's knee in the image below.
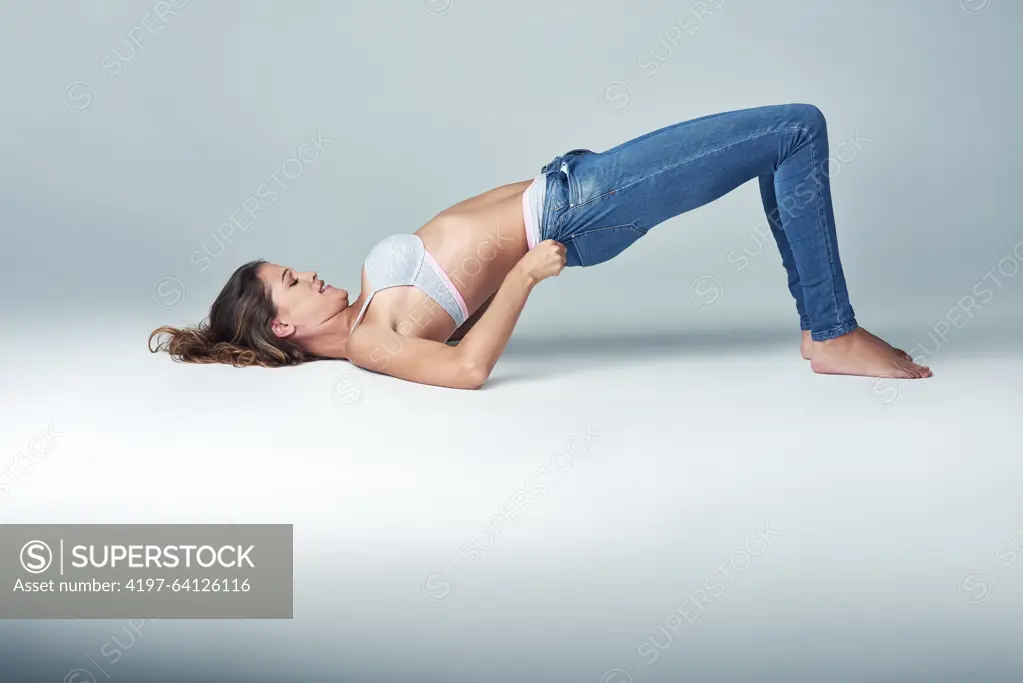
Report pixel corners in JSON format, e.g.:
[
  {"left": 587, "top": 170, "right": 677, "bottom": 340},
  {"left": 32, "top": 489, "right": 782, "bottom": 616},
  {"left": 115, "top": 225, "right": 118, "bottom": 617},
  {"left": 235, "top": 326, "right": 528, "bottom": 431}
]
[{"left": 789, "top": 103, "right": 827, "bottom": 136}]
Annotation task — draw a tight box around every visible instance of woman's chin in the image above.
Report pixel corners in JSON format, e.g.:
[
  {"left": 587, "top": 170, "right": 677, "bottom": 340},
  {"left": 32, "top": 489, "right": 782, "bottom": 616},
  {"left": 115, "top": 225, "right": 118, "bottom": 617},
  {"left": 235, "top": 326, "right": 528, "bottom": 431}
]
[{"left": 322, "top": 285, "right": 349, "bottom": 308}]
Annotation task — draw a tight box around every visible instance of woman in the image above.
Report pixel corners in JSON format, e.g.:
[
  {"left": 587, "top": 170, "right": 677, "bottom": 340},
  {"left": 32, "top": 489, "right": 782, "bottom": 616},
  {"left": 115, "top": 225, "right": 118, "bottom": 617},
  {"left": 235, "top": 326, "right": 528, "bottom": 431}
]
[{"left": 150, "top": 103, "right": 932, "bottom": 389}]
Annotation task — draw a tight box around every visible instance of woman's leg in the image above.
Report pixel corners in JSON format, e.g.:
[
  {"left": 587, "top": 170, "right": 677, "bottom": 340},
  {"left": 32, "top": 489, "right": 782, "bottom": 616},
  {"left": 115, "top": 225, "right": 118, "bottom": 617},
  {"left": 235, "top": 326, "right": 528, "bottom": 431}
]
[
  {"left": 542, "top": 103, "right": 930, "bottom": 378},
  {"left": 550, "top": 103, "right": 857, "bottom": 339},
  {"left": 758, "top": 173, "right": 913, "bottom": 363},
  {"left": 758, "top": 173, "right": 812, "bottom": 336}
]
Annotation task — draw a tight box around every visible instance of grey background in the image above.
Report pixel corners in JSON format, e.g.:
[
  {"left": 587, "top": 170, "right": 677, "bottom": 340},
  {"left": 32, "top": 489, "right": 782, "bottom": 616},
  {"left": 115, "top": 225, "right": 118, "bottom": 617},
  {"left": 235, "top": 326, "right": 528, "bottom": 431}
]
[
  {"left": 1, "top": 0, "right": 1020, "bottom": 337},
  {"left": 1, "top": 1, "right": 1022, "bottom": 682}
]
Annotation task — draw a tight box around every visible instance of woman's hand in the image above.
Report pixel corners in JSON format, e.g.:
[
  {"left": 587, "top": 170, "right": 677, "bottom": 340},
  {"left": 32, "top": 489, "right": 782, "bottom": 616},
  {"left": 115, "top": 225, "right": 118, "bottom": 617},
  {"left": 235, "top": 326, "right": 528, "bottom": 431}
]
[{"left": 516, "top": 239, "right": 567, "bottom": 284}]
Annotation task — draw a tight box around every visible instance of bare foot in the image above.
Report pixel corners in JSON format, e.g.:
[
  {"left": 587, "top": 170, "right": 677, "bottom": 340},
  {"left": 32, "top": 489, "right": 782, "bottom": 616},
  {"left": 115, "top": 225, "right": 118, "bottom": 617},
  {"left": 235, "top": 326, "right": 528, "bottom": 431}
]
[
  {"left": 810, "top": 327, "right": 932, "bottom": 378},
  {"left": 801, "top": 329, "right": 912, "bottom": 362},
  {"left": 860, "top": 328, "right": 913, "bottom": 361}
]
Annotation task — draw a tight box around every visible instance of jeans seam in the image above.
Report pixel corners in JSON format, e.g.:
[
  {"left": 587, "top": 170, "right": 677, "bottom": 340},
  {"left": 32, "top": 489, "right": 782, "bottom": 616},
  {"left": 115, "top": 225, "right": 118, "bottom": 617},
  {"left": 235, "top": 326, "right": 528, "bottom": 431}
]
[
  {"left": 804, "top": 126, "right": 841, "bottom": 328},
  {"left": 567, "top": 126, "right": 807, "bottom": 212},
  {"left": 570, "top": 223, "right": 647, "bottom": 239}
]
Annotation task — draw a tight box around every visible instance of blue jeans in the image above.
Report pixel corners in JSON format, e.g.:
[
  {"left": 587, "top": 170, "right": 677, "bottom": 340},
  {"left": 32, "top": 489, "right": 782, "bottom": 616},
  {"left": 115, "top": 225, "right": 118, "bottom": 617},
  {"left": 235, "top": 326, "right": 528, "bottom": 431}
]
[{"left": 538, "top": 103, "right": 858, "bottom": 342}]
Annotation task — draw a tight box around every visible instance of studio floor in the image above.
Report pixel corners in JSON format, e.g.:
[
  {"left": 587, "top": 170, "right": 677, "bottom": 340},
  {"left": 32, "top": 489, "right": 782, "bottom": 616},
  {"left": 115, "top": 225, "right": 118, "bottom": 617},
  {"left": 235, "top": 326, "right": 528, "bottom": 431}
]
[{"left": 1, "top": 320, "right": 1021, "bottom": 682}]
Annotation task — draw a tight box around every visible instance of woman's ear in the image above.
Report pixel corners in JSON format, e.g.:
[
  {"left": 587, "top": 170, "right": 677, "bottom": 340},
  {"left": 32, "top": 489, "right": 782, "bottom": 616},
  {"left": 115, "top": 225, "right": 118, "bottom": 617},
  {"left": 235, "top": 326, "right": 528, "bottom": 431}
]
[{"left": 271, "top": 319, "right": 294, "bottom": 339}]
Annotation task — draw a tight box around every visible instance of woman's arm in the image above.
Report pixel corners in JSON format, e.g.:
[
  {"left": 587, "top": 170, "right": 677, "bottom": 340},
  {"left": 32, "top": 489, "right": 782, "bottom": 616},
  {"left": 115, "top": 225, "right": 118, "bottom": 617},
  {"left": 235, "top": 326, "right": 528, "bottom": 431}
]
[
  {"left": 447, "top": 265, "right": 535, "bottom": 382},
  {"left": 347, "top": 322, "right": 489, "bottom": 389},
  {"left": 346, "top": 240, "right": 566, "bottom": 389}
]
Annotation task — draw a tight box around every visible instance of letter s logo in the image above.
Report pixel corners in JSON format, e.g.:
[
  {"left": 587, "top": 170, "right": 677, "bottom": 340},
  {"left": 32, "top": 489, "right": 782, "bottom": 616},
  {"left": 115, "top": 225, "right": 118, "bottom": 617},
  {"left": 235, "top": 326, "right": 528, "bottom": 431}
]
[{"left": 20, "top": 540, "right": 53, "bottom": 574}]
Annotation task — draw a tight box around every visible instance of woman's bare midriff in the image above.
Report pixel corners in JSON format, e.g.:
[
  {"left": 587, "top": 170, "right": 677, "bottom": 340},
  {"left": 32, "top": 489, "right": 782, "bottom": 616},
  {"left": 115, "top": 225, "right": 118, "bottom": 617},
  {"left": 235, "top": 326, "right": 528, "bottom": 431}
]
[{"left": 354, "top": 178, "right": 535, "bottom": 342}]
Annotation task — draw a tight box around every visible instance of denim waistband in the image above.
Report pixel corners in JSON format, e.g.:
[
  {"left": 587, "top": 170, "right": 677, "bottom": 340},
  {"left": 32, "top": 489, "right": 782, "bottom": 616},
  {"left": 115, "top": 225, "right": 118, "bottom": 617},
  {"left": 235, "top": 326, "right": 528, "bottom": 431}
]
[
  {"left": 539, "top": 148, "right": 592, "bottom": 175},
  {"left": 538, "top": 148, "right": 591, "bottom": 242}
]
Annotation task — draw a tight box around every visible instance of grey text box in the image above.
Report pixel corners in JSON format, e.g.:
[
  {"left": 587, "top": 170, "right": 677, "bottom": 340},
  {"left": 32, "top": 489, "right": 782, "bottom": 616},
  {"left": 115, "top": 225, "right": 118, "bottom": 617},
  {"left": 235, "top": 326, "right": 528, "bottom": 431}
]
[{"left": 0, "top": 524, "right": 293, "bottom": 618}]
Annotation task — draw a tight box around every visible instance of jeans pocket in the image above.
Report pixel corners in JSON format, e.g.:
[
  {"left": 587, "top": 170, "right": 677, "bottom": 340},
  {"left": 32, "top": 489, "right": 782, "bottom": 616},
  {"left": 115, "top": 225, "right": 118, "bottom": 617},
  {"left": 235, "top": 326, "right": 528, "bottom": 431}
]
[
  {"left": 561, "top": 148, "right": 595, "bottom": 206},
  {"left": 568, "top": 223, "right": 647, "bottom": 267}
]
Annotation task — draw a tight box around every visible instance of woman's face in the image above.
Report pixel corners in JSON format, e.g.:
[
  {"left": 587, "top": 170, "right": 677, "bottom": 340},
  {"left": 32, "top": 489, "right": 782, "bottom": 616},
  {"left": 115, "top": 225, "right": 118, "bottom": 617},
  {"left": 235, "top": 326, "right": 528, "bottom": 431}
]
[{"left": 258, "top": 263, "right": 350, "bottom": 340}]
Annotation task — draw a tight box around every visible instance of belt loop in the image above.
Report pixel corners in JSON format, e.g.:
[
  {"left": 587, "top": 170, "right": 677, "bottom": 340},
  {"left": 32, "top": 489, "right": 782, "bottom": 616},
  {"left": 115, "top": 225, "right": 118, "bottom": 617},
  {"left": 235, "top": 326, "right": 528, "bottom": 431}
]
[{"left": 541, "top": 154, "right": 563, "bottom": 176}]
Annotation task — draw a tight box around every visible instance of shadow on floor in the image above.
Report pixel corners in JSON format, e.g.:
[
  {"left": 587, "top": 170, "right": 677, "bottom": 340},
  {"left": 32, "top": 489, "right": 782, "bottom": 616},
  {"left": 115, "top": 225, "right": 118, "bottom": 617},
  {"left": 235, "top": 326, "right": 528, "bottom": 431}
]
[
  {"left": 502, "top": 326, "right": 798, "bottom": 360},
  {"left": 501, "top": 320, "right": 1021, "bottom": 362},
  {"left": 479, "top": 327, "right": 803, "bottom": 387},
  {"left": 486, "top": 321, "right": 1021, "bottom": 386}
]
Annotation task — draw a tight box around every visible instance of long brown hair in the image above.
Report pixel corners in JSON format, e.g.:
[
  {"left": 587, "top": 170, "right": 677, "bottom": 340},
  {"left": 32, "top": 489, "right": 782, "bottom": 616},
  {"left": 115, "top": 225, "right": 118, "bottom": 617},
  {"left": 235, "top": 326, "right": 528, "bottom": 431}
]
[{"left": 148, "top": 259, "right": 311, "bottom": 368}]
